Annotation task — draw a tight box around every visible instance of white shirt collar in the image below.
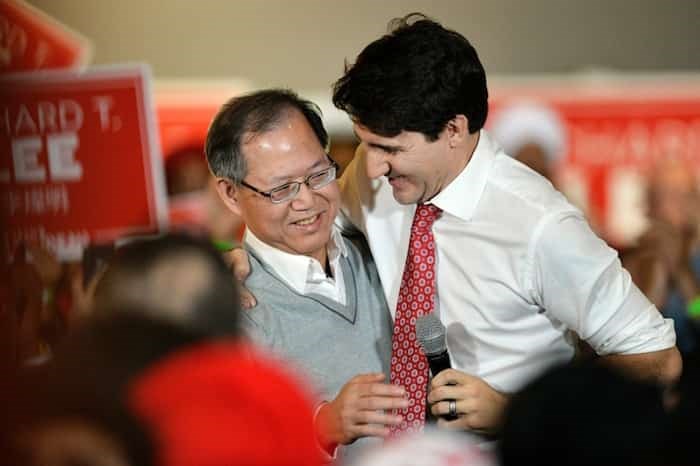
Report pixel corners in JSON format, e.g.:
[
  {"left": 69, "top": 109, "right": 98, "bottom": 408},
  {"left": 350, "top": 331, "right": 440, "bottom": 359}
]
[
  {"left": 431, "top": 130, "right": 499, "bottom": 222},
  {"left": 243, "top": 226, "right": 347, "bottom": 295}
]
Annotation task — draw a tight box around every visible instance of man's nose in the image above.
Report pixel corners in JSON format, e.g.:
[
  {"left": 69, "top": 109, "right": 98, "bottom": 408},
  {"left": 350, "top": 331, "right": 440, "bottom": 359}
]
[
  {"left": 365, "top": 149, "right": 390, "bottom": 180},
  {"left": 290, "top": 182, "right": 315, "bottom": 210}
]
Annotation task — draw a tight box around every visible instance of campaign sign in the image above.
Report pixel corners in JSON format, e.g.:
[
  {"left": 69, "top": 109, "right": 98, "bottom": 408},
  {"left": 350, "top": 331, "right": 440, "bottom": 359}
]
[
  {"left": 488, "top": 78, "right": 700, "bottom": 244},
  {"left": 0, "top": 65, "right": 168, "bottom": 261},
  {"left": 0, "top": 0, "right": 91, "bottom": 73}
]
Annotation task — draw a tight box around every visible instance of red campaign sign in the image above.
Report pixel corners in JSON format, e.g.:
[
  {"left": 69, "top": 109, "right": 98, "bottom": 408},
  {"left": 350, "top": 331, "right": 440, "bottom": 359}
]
[
  {"left": 487, "top": 80, "right": 700, "bottom": 244},
  {"left": 0, "top": 65, "right": 167, "bottom": 261},
  {"left": 0, "top": 0, "right": 91, "bottom": 73}
]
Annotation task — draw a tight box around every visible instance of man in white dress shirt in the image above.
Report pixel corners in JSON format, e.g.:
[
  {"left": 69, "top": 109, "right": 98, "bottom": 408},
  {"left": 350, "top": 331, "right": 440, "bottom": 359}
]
[
  {"left": 329, "top": 13, "right": 680, "bottom": 433},
  {"left": 232, "top": 14, "right": 681, "bottom": 436}
]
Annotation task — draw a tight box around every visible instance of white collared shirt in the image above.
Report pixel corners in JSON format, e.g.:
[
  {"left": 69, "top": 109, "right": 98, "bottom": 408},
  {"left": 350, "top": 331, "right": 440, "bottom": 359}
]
[
  {"left": 244, "top": 227, "right": 347, "bottom": 305},
  {"left": 338, "top": 130, "right": 676, "bottom": 393}
]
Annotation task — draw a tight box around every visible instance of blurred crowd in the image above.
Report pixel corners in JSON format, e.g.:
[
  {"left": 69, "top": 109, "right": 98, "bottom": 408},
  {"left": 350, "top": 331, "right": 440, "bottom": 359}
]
[{"left": 3, "top": 230, "right": 700, "bottom": 466}]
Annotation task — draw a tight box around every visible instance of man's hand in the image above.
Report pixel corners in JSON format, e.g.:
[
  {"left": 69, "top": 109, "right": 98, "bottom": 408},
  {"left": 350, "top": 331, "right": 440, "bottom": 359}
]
[
  {"left": 66, "top": 262, "right": 105, "bottom": 322},
  {"left": 224, "top": 248, "right": 256, "bottom": 309},
  {"left": 427, "top": 369, "right": 508, "bottom": 434},
  {"left": 315, "top": 373, "right": 408, "bottom": 448}
]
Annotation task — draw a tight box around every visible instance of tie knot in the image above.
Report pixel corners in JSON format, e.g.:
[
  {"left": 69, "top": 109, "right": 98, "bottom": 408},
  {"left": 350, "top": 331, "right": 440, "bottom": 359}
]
[{"left": 414, "top": 204, "right": 442, "bottom": 230}]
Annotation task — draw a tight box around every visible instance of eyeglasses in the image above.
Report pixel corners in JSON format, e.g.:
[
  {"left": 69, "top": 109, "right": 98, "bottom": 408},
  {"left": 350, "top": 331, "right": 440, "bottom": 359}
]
[{"left": 240, "top": 159, "right": 339, "bottom": 204}]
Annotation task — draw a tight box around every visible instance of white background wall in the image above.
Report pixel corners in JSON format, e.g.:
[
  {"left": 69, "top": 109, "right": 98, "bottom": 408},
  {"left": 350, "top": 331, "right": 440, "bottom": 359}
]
[{"left": 28, "top": 0, "right": 700, "bottom": 91}]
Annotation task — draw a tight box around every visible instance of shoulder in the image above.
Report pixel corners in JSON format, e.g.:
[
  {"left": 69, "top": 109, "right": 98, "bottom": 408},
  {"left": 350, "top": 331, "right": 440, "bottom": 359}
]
[{"left": 490, "top": 154, "right": 573, "bottom": 216}]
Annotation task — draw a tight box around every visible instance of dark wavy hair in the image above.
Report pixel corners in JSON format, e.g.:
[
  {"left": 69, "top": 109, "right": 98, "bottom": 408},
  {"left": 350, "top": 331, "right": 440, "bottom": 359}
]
[
  {"left": 206, "top": 89, "right": 329, "bottom": 184},
  {"left": 332, "top": 13, "right": 488, "bottom": 141}
]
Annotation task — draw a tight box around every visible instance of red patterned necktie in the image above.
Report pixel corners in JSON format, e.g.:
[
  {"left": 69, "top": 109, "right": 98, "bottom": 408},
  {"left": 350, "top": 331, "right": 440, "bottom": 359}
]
[{"left": 389, "top": 203, "right": 442, "bottom": 435}]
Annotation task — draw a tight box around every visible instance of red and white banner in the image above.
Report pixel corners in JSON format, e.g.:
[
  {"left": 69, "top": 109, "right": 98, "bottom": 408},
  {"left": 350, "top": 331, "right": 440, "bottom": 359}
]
[
  {"left": 1, "top": 65, "right": 167, "bottom": 261},
  {"left": 150, "top": 76, "right": 700, "bottom": 246},
  {"left": 0, "top": 0, "right": 91, "bottom": 73},
  {"left": 487, "top": 77, "right": 700, "bottom": 245}
]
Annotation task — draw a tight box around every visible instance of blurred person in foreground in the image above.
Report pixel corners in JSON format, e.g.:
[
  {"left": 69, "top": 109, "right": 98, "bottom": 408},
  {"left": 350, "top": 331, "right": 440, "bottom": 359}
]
[
  {"left": 92, "top": 233, "right": 241, "bottom": 337},
  {"left": 230, "top": 13, "right": 680, "bottom": 436},
  {"left": 348, "top": 428, "right": 496, "bottom": 466},
  {"left": 666, "top": 332, "right": 700, "bottom": 466},
  {"left": 206, "top": 89, "right": 404, "bottom": 460},
  {"left": 3, "top": 312, "right": 322, "bottom": 466},
  {"left": 623, "top": 159, "right": 700, "bottom": 355},
  {"left": 499, "top": 363, "right": 670, "bottom": 466}
]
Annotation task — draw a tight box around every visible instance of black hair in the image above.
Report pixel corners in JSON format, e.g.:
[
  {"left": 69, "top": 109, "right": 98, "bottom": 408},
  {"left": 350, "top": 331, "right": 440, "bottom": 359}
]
[
  {"left": 94, "top": 232, "right": 241, "bottom": 338},
  {"left": 332, "top": 13, "right": 488, "bottom": 141},
  {"left": 205, "top": 88, "right": 329, "bottom": 183}
]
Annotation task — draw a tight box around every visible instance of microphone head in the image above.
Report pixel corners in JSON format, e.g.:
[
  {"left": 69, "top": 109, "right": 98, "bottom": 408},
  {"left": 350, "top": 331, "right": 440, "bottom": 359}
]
[{"left": 416, "top": 313, "right": 447, "bottom": 357}]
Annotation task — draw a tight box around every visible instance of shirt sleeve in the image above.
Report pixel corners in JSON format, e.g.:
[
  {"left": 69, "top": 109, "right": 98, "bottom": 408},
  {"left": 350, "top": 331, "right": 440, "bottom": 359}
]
[{"left": 529, "top": 210, "right": 676, "bottom": 355}]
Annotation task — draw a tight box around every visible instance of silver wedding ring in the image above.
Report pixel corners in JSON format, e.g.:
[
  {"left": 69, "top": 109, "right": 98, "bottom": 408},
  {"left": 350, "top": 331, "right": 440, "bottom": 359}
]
[{"left": 448, "top": 399, "right": 457, "bottom": 417}]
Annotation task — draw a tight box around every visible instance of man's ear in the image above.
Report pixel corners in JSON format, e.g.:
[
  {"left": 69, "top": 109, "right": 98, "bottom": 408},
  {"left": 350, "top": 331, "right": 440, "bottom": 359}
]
[
  {"left": 215, "top": 178, "right": 243, "bottom": 217},
  {"left": 446, "top": 114, "right": 469, "bottom": 148}
]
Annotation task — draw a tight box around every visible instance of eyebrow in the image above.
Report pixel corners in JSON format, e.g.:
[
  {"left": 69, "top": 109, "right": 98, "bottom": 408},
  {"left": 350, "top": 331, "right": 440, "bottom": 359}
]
[
  {"left": 352, "top": 129, "right": 404, "bottom": 153},
  {"left": 268, "top": 156, "right": 328, "bottom": 185},
  {"left": 368, "top": 142, "right": 403, "bottom": 153}
]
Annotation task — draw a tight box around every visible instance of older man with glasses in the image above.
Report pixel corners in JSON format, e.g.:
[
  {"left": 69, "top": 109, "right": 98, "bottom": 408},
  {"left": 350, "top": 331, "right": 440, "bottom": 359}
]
[{"left": 206, "top": 89, "right": 406, "bottom": 462}]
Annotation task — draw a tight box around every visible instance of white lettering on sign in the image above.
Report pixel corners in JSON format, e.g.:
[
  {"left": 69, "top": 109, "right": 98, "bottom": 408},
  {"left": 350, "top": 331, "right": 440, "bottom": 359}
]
[
  {"left": 15, "top": 104, "right": 37, "bottom": 133},
  {"left": 47, "top": 133, "right": 81, "bottom": 181},
  {"left": 569, "top": 118, "right": 700, "bottom": 167},
  {"left": 5, "top": 133, "right": 81, "bottom": 183},
  {"left": 2, "top": 185, "right": 70, "bottom": 217},
  {"left": 2, "top": 100, "right": 84, "bottom": 136},
  {"left": 92, "top": 96, "right": 114, "bottom": 131},
  {"left": 12, "top": 136, "right": 45, "bottom": 182},
  {"left": 5, "top": 226, "right": 90, "bottom": 263}
]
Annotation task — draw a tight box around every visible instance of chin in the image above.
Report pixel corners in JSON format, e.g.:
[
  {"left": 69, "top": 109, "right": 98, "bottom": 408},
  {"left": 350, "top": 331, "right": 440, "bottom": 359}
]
[
  {"left": 291, "top": 232, "right": 332, "bottom": 255},
  {"left": 392, "top": 190, "right": 421, "bottom": 205}
]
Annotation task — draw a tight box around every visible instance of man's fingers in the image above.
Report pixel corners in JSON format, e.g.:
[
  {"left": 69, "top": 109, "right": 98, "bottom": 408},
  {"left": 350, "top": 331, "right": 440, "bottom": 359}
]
[
  {"left": 358, "top": 395, "right": 409, "bottom": 411},
  {"left": 431, "top": 368, "right": 470, "bottom": 388},
  {"left": 350, "top": 373, "right": 386, "bottom": 382},
  {"left": 428, "top": 385, "right": 464, "bottom": 404},
  {"left": 358, "top": 382, "right": 406, "bottom": 399},
  {"left": 354, "top": 410, "right": 403, "bottom": 428},
  {"left": 431, "top": 399, "right": 462, "bottom": 417},
  {"left": 351, "top": 424, "right": 391, "bottom": 439},
  {"left": 239, "top": 287, "right": 257, "bottom": 309},
  {"left": 229, "top": 248, "right": 251, "bottom": 281},
  {"left": 225, "top": 248, "right": 256, "bottom": 309}
]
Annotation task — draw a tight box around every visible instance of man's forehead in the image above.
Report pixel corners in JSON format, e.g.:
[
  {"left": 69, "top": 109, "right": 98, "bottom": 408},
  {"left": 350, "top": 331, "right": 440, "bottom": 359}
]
[
  {"left": 246, "top": 150, "right": 328, "bottom": 184},
  {"left": 353, "top": 123, "right": 404, "bottom": 146}
]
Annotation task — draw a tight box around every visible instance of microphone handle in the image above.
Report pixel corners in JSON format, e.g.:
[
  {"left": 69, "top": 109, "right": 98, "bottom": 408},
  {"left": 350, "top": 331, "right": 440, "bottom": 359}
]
[
  {"left": 426, "top": 350, "right": 458, "bottom": 420},
  {"left": 426, "top": 350, "right": 451, "bottom": 375}
]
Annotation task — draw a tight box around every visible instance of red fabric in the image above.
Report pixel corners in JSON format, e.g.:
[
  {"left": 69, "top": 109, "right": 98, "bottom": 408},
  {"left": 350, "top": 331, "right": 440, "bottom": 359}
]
[
  {"left": 128, "top": 342, "right": 323, "bottom": 466},
  {"left": 389, "top": 204, "right": 442, "bottom": 435}
]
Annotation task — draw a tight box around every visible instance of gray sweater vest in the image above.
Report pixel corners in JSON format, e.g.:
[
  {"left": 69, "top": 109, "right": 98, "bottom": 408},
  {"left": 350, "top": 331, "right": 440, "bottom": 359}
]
[{"left": 242, "top": 235, "right": 393, "bottom": 459}]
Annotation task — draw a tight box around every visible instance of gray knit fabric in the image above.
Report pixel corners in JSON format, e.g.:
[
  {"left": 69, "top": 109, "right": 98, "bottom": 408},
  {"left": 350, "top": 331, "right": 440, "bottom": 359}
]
[{"left": 242, "top": 234, "right": 393, "bottom": 460}]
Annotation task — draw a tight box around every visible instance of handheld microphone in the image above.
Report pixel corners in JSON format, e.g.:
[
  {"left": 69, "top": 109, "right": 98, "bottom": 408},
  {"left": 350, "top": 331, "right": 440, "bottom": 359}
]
[{"left": 416, "top": 313, "right": 457, "bottom": 420}]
